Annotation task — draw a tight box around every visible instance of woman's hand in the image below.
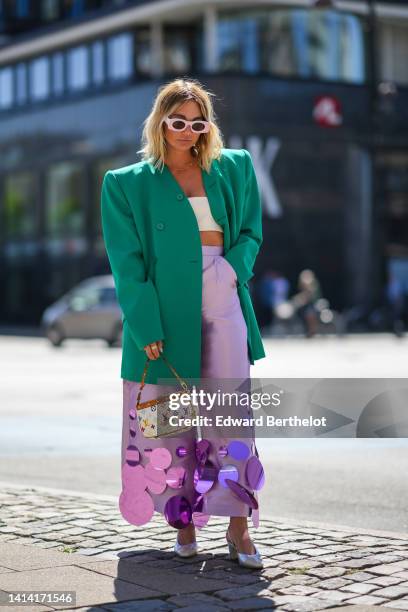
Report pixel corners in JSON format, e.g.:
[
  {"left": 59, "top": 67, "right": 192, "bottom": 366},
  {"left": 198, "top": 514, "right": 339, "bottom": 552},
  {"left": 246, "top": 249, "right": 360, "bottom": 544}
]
[{"left": 143, "top": 340, "right": 164, "bottom": 360}]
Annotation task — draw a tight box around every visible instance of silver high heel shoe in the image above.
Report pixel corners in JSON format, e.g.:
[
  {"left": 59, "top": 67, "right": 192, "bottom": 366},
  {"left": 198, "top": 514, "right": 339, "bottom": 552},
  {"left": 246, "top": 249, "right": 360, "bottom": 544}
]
[
  {"left": 174, "top": 530, "right": 198, "bottom": 558},
  {"left": 226, "top": 529, "right": 264, "bottom": 569}
]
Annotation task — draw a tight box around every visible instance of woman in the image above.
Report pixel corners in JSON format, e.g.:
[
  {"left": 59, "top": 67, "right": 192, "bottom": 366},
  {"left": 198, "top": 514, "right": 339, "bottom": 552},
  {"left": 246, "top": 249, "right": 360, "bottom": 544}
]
[{"left": 101, "top": 78, "right": 266, "bottom": 569}]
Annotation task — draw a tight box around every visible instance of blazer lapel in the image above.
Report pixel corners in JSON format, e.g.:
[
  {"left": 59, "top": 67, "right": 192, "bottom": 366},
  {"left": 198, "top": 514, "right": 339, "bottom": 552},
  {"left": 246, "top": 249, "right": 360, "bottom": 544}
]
[{"left": 148, "top": 157, "right": 230, "bottom": 249}]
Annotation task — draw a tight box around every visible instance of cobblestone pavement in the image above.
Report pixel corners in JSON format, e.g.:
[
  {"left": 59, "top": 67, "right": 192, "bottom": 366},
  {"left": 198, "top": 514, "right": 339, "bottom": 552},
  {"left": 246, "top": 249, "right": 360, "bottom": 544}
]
[{"left": 0, "top": 485, "right": 408, "bottom": 611}]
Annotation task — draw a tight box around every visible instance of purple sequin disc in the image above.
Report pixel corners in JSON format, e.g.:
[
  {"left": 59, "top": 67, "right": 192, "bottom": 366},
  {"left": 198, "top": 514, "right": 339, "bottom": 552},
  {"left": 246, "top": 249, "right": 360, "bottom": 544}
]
[
  {"left": 193, "top": 462, "right": 218, "bottom": 494},
  {"left": 129, "top": 408, "right": 136, "bottom": 420},
  {"left": 245, "top": 455, "right": 265, "bottom": 490},
  {"left": 176, "top": 446, "right": 188, "bottom": 457},
  {"left": 224, "top": 479, "right": 259, "bottom": 509},
  {"left": 119, "top": 489, "right": 154, "bottom": 526},
  {"left": 125, "top": 445, "right": 140, "bottom": 466},
  {"left": 144, "top": 463, "right": 167, "bottom": 494},
  {"left": 218, "top": 445, "right": 228, "bottom": 457},
  {"left": 227, "top": 440, "right": 251, "bottom": 460},
  {"left": 164, "top": 495, "right": 192, "bottom": 529},
  {"left": 218, "top": 464, "right": 239, "bottom": 488},
  {"left": 166, "top": 466, "right": 186, "bottom": 489},
  {"left": 122, "top": 463, "right": 146, "bottom": 493},
  {"left": 150, "top": 447, "right": 172, "bottom": 469},
  {"left": 129, "top": 427, "right": 136, "bottom": 438}
]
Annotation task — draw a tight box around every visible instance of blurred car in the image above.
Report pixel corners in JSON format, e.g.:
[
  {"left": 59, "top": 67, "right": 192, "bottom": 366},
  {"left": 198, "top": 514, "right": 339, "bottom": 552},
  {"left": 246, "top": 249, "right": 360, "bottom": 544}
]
[{"left": 41, "top": 275, "right": 123, "bottom": 347}]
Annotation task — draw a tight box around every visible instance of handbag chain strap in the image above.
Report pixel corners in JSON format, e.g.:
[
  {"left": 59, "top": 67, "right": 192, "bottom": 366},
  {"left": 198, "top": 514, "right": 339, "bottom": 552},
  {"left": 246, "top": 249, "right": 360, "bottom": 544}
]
[{"left": 135, "top": 353, "right": 191, "bottom": 409}]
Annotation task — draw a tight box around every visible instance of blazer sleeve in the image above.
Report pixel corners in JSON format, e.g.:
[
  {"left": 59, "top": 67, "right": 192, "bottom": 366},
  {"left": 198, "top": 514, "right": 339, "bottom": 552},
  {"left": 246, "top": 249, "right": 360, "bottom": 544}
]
[
  {"left": 100, "top": 170, "right": 165, "bottom": 350},
  {"left": 223, "top": 149, "right": 263, "bottom": 287}
]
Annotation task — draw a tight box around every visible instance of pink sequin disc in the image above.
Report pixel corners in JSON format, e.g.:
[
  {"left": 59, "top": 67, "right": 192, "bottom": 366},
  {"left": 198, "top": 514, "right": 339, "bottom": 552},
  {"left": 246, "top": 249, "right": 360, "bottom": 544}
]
[
  {"left": 150, "top": 447, "right": 172, "bottom": 469},
  {"left": 166, "top": 466, "right": 186, "bottom": 489},
  {"left": 144, "top": 463, "right": 167, "bottom": 494},
  {"left": 119, "top": 489, "right": 154, "bottom": 526}
]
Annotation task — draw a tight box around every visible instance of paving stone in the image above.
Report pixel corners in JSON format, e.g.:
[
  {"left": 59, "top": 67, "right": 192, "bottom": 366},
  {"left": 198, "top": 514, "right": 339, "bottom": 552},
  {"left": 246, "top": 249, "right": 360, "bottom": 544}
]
[
  {"left": 305, "top": 566, "right": 347, "bottom": 579},
  {"left": 318, "top": 577, "right": 351, "bottom": 590},
  {"left": 340, "top": 581, "right": 379, "bottom": 594},
  {"left": 343, "top": 594, "right": 388, "bottom": 604},
  {"left": 308, "top": 589, "right": 353, "bottom": 602},
  {"left": 276, "top": 585, "right": 320, "bottom": 596},
  {"left": 365, "top": 575, "right": 405, "bottom": 587},
  {"left": 369, "top": 563, "right": 408, "bottom": 576},
  {"left": 166, "top": 592, "right": 232, "bottom": 607},
  {"left": 279, "top": 599, "right": 338, "bottom": 612},
  {"left": 369, "top": 585, "right": 408, "bottom": 598},
  {"left": 213, "top": 584, "right": 273, "bottom": 601},
  {"left": 383, "top": 600, "right": 408, "bottom": 610},
  {"left": 225, "top": 597, "right": 276, "bottom": 610}
]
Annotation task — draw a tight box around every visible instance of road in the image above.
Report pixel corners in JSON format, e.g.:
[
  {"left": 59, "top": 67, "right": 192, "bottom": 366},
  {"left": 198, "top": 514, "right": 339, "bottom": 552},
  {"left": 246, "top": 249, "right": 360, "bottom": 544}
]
[{"left": 0, "top": 332, "right": 407, "bottom": 533}]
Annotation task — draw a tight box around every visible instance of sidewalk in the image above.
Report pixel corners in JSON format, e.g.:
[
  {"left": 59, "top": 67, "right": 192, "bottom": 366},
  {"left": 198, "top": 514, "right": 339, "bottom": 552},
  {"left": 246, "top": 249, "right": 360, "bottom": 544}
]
[{"left": 0, "top": 484, "right": 408, "bottom": 611}]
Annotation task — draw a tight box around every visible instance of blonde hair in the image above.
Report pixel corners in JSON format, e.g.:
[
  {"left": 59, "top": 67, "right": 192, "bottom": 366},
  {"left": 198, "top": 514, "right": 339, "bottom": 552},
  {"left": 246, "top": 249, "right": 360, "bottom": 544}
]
[{"left": 137, "top": 78, "right": 225, "bottom": 173}]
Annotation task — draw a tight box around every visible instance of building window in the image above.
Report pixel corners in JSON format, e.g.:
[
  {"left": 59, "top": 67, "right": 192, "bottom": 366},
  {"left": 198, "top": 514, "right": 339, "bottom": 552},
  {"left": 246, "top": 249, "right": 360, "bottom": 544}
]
[
  {"left": 29, "top": 56, "right": 49, "bottom": 100},
  {"left": 45, "top": 161, "right": 84, "bottom": 237},
  {"left": 15, "top": 62, "right": 27, "bottom": 105},
  {"left": 67, "top": 45, "right": 89, "bottom": 90},
  {"left": 0, "top": 67, "right": 13, "bottom": 108},
  {"left": 52, "top": 51, "right": 64, "bottom": 95},
  {"left": 163, "top": 27, "right": 194, "bottom": 74},
  {"left": 217, "top": 8, "right": 366, "bottom": 84},
  {"left": 42, "top": 0, "right": 60, "bottom": 21},
  {"left": 91, "top": 40, "right": 105, "bottom": 85},
  {"left": 378, "top": 18, "right": 408, "bottom": 86},
  {"left": 4, "top": 172, "right": 37, "bottom": 238},
  {"left": 107, "top": 32, "right": 133, "bottom": 80},
  {"left": 134, "top": 29, "right": 152, "bottom": 77}
]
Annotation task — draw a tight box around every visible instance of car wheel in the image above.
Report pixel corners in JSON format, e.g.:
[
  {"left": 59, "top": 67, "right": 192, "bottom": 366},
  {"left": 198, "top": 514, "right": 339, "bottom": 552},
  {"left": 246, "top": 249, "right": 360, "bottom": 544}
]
[{"left": 46, "top": 323, "right": 64, "bottom": 347}]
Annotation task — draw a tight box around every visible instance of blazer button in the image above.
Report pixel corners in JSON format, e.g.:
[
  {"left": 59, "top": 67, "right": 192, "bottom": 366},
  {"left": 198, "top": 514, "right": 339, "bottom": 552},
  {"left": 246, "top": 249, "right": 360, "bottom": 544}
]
[
  {"left": 176, "top": 194, "right": 183, "bottom": 200},
  {"left": 156, "top": 222, "right": 165, "bottom": 230}
]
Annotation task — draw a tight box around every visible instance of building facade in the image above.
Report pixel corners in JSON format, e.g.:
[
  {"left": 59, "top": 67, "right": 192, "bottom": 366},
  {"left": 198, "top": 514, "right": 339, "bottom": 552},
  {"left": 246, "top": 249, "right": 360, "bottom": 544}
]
[{"left": 0, "top": 0, "right": 407, "bottom": 326}]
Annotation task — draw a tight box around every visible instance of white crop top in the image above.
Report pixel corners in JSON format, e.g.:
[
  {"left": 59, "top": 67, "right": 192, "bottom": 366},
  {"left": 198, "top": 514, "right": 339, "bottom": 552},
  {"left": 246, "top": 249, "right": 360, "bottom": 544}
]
[{"left": 187, "top": 196, "right": 224, "bottom": 232}]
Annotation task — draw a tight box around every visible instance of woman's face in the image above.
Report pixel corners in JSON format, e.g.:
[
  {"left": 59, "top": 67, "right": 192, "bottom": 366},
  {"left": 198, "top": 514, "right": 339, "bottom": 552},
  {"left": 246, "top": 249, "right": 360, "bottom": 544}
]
[{"left": 163, "top": 99, "right": 204, "bottom": 153}]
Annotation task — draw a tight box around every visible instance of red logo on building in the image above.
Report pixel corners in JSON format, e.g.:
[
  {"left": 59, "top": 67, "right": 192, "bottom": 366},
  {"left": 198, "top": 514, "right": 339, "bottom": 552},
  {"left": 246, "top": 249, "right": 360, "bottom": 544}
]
[{"left": 313, "top": 96, "right": 343, "bottom": 127}]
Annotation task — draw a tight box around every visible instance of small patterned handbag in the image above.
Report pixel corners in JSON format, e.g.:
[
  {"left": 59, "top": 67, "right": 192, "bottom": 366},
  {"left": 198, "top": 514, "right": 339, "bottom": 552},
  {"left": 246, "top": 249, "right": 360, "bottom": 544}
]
[{"left": 136, "top": 353, "right": 198, "bottom": 439}]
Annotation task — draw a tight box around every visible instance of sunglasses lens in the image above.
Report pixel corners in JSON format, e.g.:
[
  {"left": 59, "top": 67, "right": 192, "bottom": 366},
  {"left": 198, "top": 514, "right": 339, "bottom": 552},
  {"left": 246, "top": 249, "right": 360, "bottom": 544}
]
[
  {"left": 172, "top": 119, "right": 186, "bottom": 130},
  {"left": 192, "top": 122, "right": 206, "bottom": 132}
]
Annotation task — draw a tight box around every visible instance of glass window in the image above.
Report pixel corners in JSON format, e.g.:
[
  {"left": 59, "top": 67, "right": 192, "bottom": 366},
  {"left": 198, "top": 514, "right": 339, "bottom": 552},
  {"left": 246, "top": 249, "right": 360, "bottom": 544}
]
[
  {"left": 45, "top": 161, "right": 84, "bottom": 237},
  {"left": 378, "top": 18, "right": 408, "bottom": 86},
  {"left": 91, "top": 40, "right": 105, "bottom": 84},
  {"left": 52, "top": 52, "right": 64, "bottom": 95},
  {"left": 107, "top": 32, "right": 133, "bottom": 80},
  {"left": 16, "top": 63, "right": 27, "bottom": 105},
  {"left": 217, "top": 8, "right": 366, "bottom": 84},
  {"left": 67, "top": 45, "right": 89, "bottom": 90},
  {"left": 163, "top": 27, "right": 192, "bottom": 73},
  {"left": 4, "top": 172, "right": 37, "bottom": 238},
  {"left": 134, "top": 29, "right": 152, "bottom": 77},
  {"left": 0, "top": 67, "right": 13, "bottom": 108},
  {"left": 29, "top": 56, "right": 49, "bottom": 100},
  {"left": 93, "top": 156, "right": 129, "bottom": 255},
  {"left": 42, "top": 0, "right": 60, "bottom": 20}
]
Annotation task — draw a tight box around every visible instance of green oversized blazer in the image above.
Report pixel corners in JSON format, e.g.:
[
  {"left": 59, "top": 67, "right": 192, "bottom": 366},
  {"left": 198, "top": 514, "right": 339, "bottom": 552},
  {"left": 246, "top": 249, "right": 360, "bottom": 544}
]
[{"left": 101, "top": 147, "right": 266, "bottom": 384}]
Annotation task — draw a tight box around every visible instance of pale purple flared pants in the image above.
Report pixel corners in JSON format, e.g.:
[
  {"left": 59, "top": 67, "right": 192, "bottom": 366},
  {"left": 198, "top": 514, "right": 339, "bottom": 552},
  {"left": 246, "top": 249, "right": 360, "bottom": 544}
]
[{"left": 121, "top": 245, "right": 261, "bottom": 529}]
